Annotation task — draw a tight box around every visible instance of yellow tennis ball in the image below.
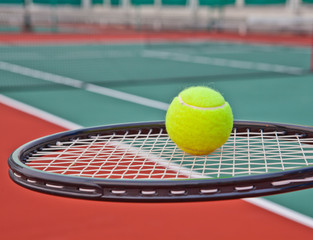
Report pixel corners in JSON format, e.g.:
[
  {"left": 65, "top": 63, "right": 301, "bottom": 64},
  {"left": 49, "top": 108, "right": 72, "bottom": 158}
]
[{"left": 165, "top": 86, "right": 233, "bottom": 155}]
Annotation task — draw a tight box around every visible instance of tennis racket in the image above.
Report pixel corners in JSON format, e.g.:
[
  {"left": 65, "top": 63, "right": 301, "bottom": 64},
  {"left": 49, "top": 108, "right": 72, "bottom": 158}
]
[{"left": 8, "top": 120, "right": 313, "bottom": 202}]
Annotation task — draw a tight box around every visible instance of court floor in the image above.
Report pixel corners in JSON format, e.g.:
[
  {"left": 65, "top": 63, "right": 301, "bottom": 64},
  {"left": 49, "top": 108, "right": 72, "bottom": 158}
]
[{"left": 1, "top": 36, "right": 313, "bottom": 239}]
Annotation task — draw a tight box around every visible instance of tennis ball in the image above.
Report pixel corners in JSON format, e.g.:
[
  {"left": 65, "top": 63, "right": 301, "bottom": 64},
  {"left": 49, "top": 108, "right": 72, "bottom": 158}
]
[{"left": 165, "top": 86, "right": 233, "bottom": 155}]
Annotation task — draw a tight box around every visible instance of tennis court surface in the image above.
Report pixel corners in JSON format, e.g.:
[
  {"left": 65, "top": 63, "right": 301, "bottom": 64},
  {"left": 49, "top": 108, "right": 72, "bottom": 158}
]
[{"left": 1, "top": 27, "right": 313, "bottom": 239}]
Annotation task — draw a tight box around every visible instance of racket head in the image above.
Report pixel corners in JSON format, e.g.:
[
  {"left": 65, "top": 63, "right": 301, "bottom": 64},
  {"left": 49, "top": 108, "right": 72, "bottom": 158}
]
[{"left": 8, "top": 121, "right": 313, "bottom": 202}]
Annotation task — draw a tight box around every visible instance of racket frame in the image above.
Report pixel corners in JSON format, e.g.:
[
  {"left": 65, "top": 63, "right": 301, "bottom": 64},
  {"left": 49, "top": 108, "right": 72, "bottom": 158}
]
[{"left": 8, "top": 121, "right": 313, "bottom": 202}]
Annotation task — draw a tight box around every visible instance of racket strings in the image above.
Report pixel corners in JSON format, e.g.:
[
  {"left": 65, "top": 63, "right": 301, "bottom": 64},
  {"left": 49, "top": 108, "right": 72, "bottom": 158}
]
[{"left": 26, "top": 128, "right": 313, "bottom": 179}]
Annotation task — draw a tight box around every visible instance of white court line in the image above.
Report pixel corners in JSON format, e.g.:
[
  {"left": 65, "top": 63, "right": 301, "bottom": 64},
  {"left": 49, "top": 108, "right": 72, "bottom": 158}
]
[
  {"left": 0, "top": 41, "right": 308, "bottom": 61},
  {"left": 56, "top": 50, "right": 137, "bottom": 60},
  {"left": 245, "top": 198, "right": 313, "bottom": 229},
  {"left": 1, "top": 94, "right": 313, "bottom": 229},
  {"left": 108, "top": 141, "right": 206, "bottom": 179},
  {"left": 202, "top": 49, "right": 254, "bottom": 55},
  {"left": 0, "top": 53, "right": 45, "bottom": 61},
  {"left": 0, "top": 94, "right": 81, "bottom": 130},
  {"left": 202, "top": 48, "right": 310, "bottom": 55},
  {"left": 0, "top": 61, "right": 169, "bottom": 111},
  {"left": 142, "top": 50, "right": 305, "bottom": 75},
  {"left": 0, "top": 51, "right": 136, "bottom": 61},
  {"left": 147, "top": 39, "right": 310, "bottom": 52}
]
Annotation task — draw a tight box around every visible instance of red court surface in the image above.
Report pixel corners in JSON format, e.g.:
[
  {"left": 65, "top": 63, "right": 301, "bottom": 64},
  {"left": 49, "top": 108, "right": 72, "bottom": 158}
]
[
  {"left": 0, "top": 31, "right": 312, "bottom": 46},
  {"left": 1, "top": 102, "right": 313, "bottom": 240}
]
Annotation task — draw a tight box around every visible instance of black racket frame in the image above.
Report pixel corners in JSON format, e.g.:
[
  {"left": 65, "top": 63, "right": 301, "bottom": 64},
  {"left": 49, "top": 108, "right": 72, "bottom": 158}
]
[{"left": 8, "top": 121, "right": 313, "bottom": 202}]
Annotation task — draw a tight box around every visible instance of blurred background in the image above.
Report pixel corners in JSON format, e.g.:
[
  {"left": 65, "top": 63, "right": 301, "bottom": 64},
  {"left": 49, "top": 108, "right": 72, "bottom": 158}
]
[
  {"left": 0, "top": 0, "right": 313, "bottom": 34},
  {"left": 1, "top": 1, "right": 313, "bottom": 240}
]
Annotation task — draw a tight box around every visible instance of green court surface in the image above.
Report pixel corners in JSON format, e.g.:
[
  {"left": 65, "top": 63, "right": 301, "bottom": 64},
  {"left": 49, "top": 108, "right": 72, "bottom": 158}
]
[{"left": 1, "top": 40, "right": 313, "bottom": 218}]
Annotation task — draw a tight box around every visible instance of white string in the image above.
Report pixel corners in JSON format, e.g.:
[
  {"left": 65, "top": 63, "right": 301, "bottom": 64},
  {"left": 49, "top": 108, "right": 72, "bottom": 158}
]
[
  {"left": 79, "top": 133, "right": 116, "bottom": 177},
  {"left": 148, "top": 131, "right": 170, "bottom": 179},
  {"left": 260, "top": 129, "right": 269, "bottom": 173},
  {"left": 232, "top": 128, "right": 237, "bottom": 177},
  {"left": 42, "top": 138, "right": 80, "bottom": 172},
  {"left": 247, "top": 128, "right": 251, "bottom": 175},
  {"left": 296, "top": 134, "right": 308, "bottom": 166},
  {"left": 27, "top": 128, "right": 313, "bottom": 180},
  {"left": 105, "top": 131, "right": 133, "bottom": 179},
  {"left": 275, "top": 131, "right": 285, "bottom": 171},
  {"left": 61, "top": 135, "right": 100, "bottom": 175},
  {"left": 120, "top": 130, "right": 145, "bottom": 179},
  {"left": 134, "top": 128, "right": 161, "bottom": 179},
  {"left": 95, "top": 131, "right": 134, "bottom": 178}
]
